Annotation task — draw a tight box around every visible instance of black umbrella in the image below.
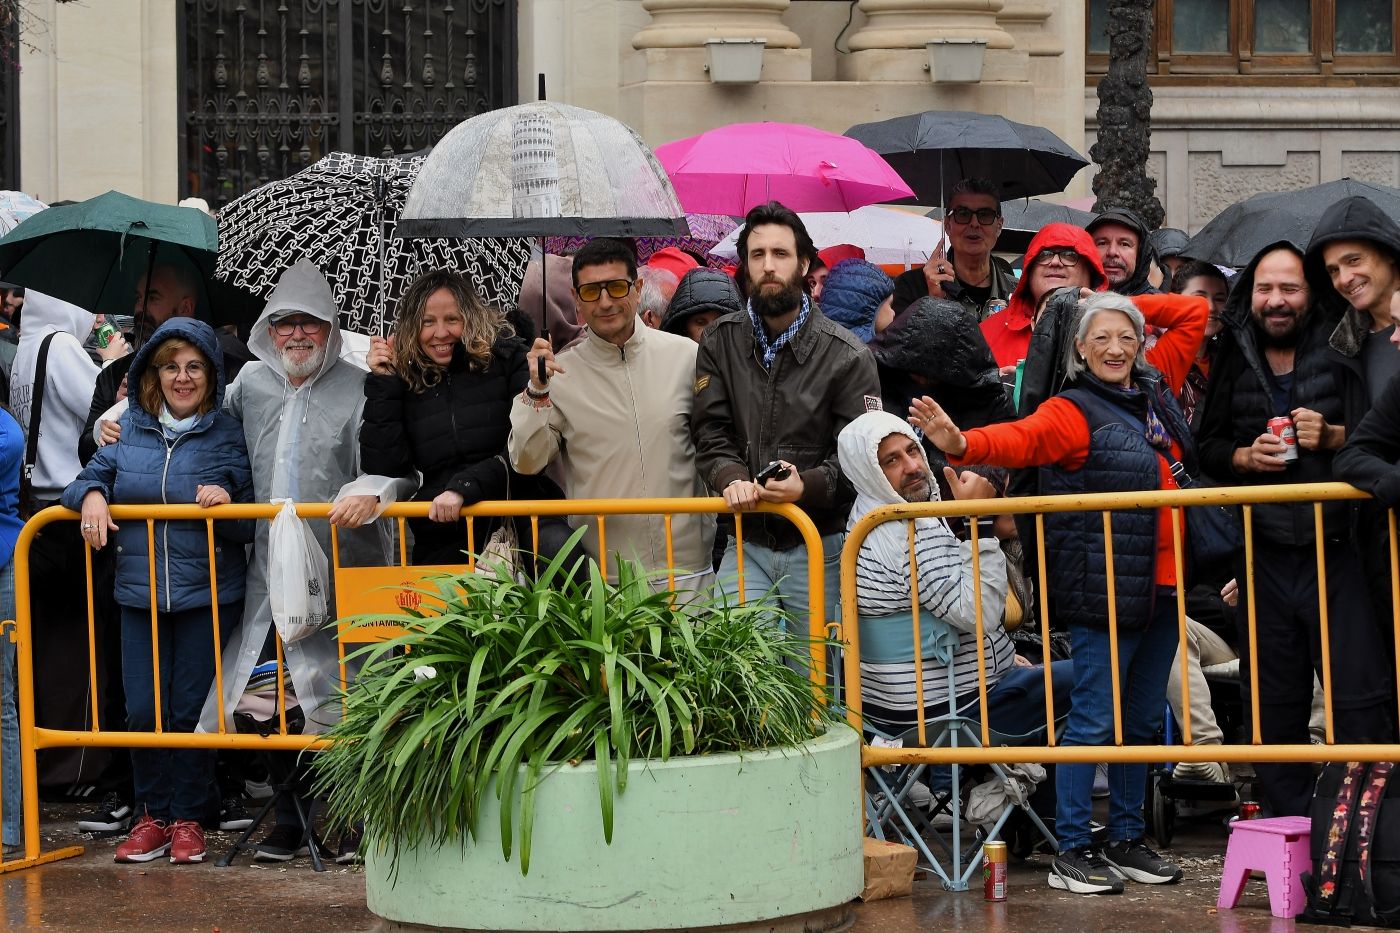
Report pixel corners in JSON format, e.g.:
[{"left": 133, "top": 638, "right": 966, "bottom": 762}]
[
  {"left": 845, "top": 111, "right": 1089, "bottom": 207},
  {"left": 1183, "top": 178, "right": 1400, "bottom": 268},
  {"left": 928, "top": 198, "right": 1097, "bottom": 255}
]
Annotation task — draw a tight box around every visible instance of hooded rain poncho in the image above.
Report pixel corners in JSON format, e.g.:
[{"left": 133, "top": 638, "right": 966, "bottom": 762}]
[{"left": 198, "top": 259, "right": 416, "bottom": 734}]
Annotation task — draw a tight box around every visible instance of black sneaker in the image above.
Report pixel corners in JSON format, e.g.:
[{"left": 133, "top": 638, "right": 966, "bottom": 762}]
[
  {"left": 1101, "top": 837, "right": 1184, "bottom": 885},
  {"left": 1048, "top": 845, "right": 1126, "bottom": 895},
  {"left": 218, "top": 798, "right": 254, "bottom": 832},
  {"left": 76, "top": 793, "right": 133, "bottom": 834},
  {"left": 253, "top": 824, "right": 309, "bottom": 862}
]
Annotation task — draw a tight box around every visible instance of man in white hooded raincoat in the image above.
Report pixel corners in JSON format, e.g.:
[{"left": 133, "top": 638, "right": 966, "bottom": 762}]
[{"left": 196, "top": 260, "right": 413, "bottom": 858}]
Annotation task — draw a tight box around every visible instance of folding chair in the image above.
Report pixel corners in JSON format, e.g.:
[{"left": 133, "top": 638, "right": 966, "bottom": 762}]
[{"left": 863, "top": 663, "right": 1060, "bottom": 892}]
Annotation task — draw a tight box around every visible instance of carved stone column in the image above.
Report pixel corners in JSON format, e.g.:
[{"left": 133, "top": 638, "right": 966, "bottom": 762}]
[
  {"left": 631, "top": 0, "right": 801, "bottom": 50},
  {"left": 627, "top": 0, "right": 810, "bottom": 87},
  {"left": 847, "top": 0, "right": 1016, "bottom": 52}
]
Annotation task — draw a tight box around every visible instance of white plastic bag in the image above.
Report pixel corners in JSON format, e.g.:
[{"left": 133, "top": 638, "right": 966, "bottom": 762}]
[{"left": 267, "top": 499, "right": 330, "bottom": 645}]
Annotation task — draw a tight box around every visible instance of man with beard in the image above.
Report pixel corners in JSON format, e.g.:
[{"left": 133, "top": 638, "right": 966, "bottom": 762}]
[
  {"left": 836, "top": 409, "right": 1072, "bottom": 735},
  {"left": 198, "top": 259, "right": 413, "bottom": 862},
  {"left": 1197, "top": 241, "right": 1394, "bottom": 816},
  {"left": 1087, "top": 208, "right": 1159, "bottom": 296},
  {"left": 691, "top": 201, "right": 879, "bottom": 635}
]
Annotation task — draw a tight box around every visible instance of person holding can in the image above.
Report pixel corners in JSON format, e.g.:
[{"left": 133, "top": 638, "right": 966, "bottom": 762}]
[
  {"left": 913, "top": 289, "right": 1207, "bottom": 895},
  {"left": 1196, "top": 241, "right": 1396, "bottom": 818}
]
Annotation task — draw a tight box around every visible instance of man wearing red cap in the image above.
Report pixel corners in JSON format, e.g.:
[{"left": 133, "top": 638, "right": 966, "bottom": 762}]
[{"left": 639, "top": 247, "right": 700, "bottom": 328}]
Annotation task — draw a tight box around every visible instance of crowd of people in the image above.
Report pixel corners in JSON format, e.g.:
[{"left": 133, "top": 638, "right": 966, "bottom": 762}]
[{"left": 0, "top": 179, "right": 1397, "bottom": 899}]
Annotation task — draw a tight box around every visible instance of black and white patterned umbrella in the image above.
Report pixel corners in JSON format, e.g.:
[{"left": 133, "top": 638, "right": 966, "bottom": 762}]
[{"left": 215, "top": 151, "right": 532, "bottom": 335}]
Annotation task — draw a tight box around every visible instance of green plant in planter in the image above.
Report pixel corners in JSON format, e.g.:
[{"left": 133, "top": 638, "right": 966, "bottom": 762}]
[{"left": 313, "top": 535, "right": 844, "bottom": 875}]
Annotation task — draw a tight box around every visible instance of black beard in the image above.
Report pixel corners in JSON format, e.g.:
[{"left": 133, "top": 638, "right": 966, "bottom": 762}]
[
  {"left": 749, "top": 276, "right": 804, "bottom": 319},
  {"left": 1257, "top": 315, "right": 1302, "bottom": 349}
]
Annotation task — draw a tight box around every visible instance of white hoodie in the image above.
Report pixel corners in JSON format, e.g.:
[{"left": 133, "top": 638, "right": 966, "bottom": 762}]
[
  {"left": 836, "top": 410, "right": 1012, "bottom": 712},
  {"left": 10, "top": 291, "right": 99, "bottom": 501}
]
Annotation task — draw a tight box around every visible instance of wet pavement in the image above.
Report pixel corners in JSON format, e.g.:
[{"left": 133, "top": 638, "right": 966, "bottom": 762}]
[{"left": 0, "top": 801, "right": 1297, "bottom": 931}]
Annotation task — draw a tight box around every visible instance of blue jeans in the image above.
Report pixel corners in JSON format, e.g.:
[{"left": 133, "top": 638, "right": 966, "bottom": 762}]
[
  {"left": 717, "top": 533, "right": 843, "bottom": 639},
  {"left": 1056, "top": 591, "right": 1180, "bottom": 851},
  {"left": 121, "top": 602, "right": 239, "bottom": 822},
  {"left": 0, "top": 561, "right": 18, "bottom": 846}
]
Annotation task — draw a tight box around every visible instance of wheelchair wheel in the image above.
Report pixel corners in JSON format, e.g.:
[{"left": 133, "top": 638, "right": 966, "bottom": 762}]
[{"left": 1146, "top": 771, "right": 1176, "bottom": 846}]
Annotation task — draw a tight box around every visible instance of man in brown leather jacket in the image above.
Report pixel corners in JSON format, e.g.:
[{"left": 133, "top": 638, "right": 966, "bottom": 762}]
[{"left": 691, "top": 201, "right": 880, "bottom": 639}]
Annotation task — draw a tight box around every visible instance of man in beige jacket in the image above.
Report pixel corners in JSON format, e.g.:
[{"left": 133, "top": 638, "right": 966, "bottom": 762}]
[{"left": 509, "top": 238, "right": 715, "bottom": 589}]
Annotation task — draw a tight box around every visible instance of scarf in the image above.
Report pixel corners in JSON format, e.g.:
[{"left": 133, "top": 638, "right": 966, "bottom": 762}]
[{"left": 748, "top": 293, "right": 809, "bottom": 369}]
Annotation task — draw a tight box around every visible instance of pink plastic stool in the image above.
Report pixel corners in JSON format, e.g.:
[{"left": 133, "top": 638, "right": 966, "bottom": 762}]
[{"left": 1216, "top": 815, "right": 1312, "bottom": 919}]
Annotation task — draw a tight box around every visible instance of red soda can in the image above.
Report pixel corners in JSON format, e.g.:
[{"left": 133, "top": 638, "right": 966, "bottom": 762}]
[
  {"left": 983, "top": 840, "right": 1008, "bottom": 901},
  {"left": 1266, "top": 416, "right": 1298, "bottom": 462},
  {"left": 1239, "top": 801, "right": 1261, "bottom": 820}
]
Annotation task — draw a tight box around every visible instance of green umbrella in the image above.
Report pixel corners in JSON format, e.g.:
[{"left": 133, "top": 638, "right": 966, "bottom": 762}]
[{"left": 0, "top": 190, "right": 261, "bottom": 332}]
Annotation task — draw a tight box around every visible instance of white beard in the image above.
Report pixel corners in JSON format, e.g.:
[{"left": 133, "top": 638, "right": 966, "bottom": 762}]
[{"left": 281, "top": 341, "right": 326, "bottom": 381}]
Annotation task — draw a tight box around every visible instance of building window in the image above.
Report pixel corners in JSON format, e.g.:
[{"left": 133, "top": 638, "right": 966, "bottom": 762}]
[{"left": 1087, "top": 0, "right": 1400, "bottom": 77}]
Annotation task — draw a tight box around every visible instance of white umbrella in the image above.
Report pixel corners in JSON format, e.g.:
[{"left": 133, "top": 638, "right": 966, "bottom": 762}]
[{"left": 709, "top": 205, "right": 942, "bottom": 266}]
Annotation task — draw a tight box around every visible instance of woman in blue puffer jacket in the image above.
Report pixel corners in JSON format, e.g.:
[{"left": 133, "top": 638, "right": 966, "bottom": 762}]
[{"left": 63, "top": 317, "right": 253, "bottom": 867}]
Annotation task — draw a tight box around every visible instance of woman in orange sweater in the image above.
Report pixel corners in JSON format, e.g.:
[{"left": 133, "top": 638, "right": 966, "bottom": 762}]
[{"left": 913, "top": 289, "right": 1208, "bottom": 897}]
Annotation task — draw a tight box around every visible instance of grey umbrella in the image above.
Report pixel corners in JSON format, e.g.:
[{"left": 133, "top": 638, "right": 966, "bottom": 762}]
[
  {"left": 845, "top": 111, "right": 1089, "bottom": 207},
  {"left": 928, "top": 198, "right": 1097, "bottom": 254},
  {"left": 1183, "top": 178, "right": 1400, "bottom": 268}
]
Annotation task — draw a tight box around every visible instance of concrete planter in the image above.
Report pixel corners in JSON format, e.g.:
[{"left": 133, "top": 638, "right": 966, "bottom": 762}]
[{"left": 365, "top": 726, "right": 863, "bottom": 931}]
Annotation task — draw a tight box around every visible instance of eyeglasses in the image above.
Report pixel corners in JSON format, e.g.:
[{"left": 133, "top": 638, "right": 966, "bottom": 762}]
[
  {"left": 271, "top": 317, "right": 325, "bottom": 336},
  {"left": 947, "top": 207, "right": 1001, "bottom": 225},
  {"left": 575, "top": 279, "right": 634, "bottom": 302},
  {"left": 1035, "top": 248, "right": 1083, "bottom": 267},
  {"left": 159, "top": 361, "right": 208, "bottom": 379}
]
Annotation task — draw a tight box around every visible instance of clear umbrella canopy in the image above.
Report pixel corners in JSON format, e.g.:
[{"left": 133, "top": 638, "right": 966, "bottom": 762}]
[{"left": 398, "top": 102, "right": 689, "bottom": 239}]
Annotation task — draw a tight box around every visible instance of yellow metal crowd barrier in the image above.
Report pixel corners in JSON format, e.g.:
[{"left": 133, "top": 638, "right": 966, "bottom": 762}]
[
  {"left": 0, "top": 498, "right": 825, "bottom": 874},
  {"left": 839, "top": 480, "right": 1400, "bottom": 770}
]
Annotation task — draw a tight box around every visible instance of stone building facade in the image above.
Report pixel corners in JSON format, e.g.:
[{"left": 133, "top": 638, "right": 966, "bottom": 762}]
[{"left": 14, "top": 0, "right": 1400, "bottom": 233}]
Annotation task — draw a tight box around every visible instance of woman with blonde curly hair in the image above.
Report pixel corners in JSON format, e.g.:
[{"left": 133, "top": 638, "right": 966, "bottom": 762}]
[{"left": 361, "top": 270, "right": 564, "bottom": 565}]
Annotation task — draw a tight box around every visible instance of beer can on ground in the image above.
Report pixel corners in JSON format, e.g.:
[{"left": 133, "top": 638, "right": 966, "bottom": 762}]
[
  {"left": 983, "top": 840, "right": 1008, "bottom": 901},
  {"left": 1266, "top": 416, "right": 1299, "bottom": 462}
]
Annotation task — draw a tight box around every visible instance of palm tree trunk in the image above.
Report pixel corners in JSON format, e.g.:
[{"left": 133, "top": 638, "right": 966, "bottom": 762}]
[{"left": 1090, "top": 0, "right": 1165, "bottom": 229}]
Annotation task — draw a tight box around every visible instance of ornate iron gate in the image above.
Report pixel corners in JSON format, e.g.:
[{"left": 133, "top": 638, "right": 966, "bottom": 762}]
[{"left": 179, "top": 0, "right": 517, "bottom": 206}]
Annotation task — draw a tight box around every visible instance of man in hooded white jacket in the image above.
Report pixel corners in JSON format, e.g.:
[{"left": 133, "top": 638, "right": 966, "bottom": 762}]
[
  {"left": 194, "top": 260, "right": 414, "bottom": 859},
  {"left": 11, "top": 291, "right": 126, "bottom": 789},
  {"left": 836, "top": 410, "right": 1071, "bottom": 737}
]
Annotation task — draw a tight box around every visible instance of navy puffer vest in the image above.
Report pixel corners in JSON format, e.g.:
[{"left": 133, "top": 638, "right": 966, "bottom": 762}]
[{"left": 1040, "top": 375, "right": 1192, "bottom": 631}]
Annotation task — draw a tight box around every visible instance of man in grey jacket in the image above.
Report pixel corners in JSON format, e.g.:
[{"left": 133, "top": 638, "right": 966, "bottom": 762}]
[{"left": 691, "top": 201, "right": 880, "bottom": 638}]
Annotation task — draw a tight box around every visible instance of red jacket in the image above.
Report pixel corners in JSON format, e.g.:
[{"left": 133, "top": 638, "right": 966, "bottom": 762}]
[
  {"left": 956, "top": 293, "right": 1209, "bottom": 586},
  {"left": 979, "top": 223, "right": 1108, "bottom": 368}
]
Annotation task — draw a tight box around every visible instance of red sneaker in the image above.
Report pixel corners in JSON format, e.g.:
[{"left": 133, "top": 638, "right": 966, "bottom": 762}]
[
  {"left": 169, "top": 820, "right": 206, "bottom": 864},
  {"left": 114, "top": 815, "right": 171, "bottom": 863}
]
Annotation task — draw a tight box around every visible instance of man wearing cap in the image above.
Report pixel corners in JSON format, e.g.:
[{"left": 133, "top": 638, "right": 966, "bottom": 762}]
[
  {"left": 890, "top": 179, "right": 1017, "bottom": 320},
  {"left": 1088, "top": 208, "right": 1159, "bottom": 296}
]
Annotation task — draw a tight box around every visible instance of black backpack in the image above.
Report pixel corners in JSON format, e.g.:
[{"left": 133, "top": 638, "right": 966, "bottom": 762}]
[{"left": 1299, "top": 761, "right": 1400, "bottom": 927}]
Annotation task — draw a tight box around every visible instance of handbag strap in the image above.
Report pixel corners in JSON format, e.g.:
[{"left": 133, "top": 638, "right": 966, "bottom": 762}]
[
  {"left": 1357, "top": 761, "right": 1395, "bottom": 911},
  {"left": 1315, "top": 761, "right": 1371, "bottom": 910},
  {"left": 22, "top": 333, "right": 57, "bottom": 486}
]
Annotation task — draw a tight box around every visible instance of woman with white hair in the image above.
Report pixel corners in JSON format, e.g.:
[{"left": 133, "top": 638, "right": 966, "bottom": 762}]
[{"left": 912, "top": 290, "right": 1208, "bottom": 896}]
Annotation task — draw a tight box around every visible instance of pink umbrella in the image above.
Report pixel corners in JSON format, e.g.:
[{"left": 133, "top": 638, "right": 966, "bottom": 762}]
[{"left": 656, "top": 122, "right": 914, "bottom": 215}]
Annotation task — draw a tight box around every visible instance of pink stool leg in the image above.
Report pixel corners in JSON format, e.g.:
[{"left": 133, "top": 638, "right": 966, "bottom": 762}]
[
  {"left": 1217, "top": 845, "right": 1252, "bottom": 910},
  {"left": 1262, "top": 837, "right": 1311, "bottom": 919}
]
